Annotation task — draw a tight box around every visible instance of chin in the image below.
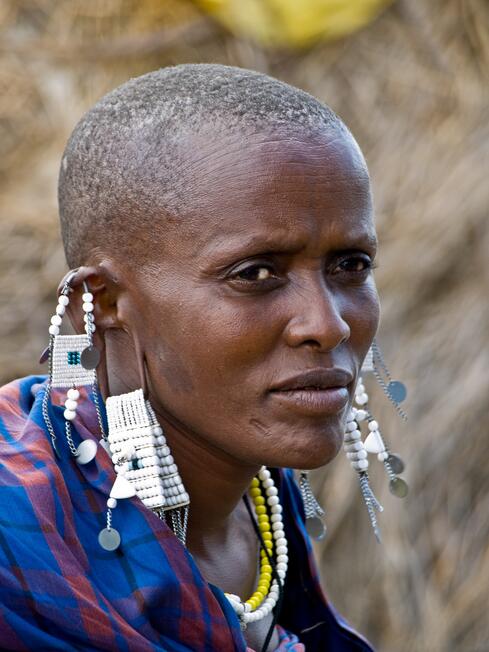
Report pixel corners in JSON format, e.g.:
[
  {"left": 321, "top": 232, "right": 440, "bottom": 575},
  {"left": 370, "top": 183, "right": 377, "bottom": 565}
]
[{"left": 260, "top": 421, "right": 345, "bottom": 471}]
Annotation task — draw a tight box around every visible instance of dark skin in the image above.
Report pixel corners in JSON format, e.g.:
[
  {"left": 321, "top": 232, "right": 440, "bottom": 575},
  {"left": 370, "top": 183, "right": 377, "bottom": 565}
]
[{"left": 66, "top": 125, "right": 379, "bottom": 651}]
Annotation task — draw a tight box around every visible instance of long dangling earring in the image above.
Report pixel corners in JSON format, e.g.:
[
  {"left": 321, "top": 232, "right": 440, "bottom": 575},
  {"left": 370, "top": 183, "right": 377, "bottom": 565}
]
[
  {"left": 355, "top": 339, "right": 409, "bottom": 498},
  {"left": 344, "top": 408, "right": 384, "bottom": 542},
  {"left": 298, "top": 471, "right": 326, "bottom": 540},
  {"left": 344, "top": 339, "right": 409, "bottom": 541},
  {"left": 41, "top": 273, "right": 106, "bottom": 463},
  {"left": 98, "top": 379, "right": 190, "bottom": 551}
]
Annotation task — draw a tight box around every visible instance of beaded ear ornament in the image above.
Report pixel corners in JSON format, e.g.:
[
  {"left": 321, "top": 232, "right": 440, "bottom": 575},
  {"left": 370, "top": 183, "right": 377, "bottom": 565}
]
[
  {"left": 299, "top": 338, "right": 408, "bottom": 542},
  {"left": 41, "top": 273, "right": 106, "bottom": 462}
]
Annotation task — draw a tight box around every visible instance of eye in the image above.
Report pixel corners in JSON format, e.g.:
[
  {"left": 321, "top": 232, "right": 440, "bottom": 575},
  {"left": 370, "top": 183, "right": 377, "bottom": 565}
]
[
  {"left": 226, "top": 261, "right": 283, "bottom": 291},
  {"left": 230, "top": 262, "right": 277, "bottom": 281},
  {"left": 333, "top": 255, "right": 374, "bottom": 275}
]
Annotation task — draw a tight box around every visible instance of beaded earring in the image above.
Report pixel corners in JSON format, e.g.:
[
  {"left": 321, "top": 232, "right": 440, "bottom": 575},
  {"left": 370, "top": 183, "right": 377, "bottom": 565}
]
[
  {"left": 354, "top": 340, "right": 409, "bottom": 499},
  {"left": 346, "top": 340, "right": 409, "bottom": 540},
  {"left": 98, "top": 388, "right": 190, "bottom": 551},
  {"left": 41, "top": 273, "right": 106, "bottom": 462}
]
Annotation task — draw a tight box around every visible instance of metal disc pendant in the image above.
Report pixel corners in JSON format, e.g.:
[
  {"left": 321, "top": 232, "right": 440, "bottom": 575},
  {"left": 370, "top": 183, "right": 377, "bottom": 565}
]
[
  {"left": 75, "top": 439, "right": 98, "bottom": 465},
  {"left": 98, "top": 527, "right": 121, "bottom": 551},
  {"left": 387, "top": 381, "right": 407, "bottom": 404},
  {"left": 387, "top": 453, "right": 405, "bottom": 475},
  {"left": 39, "top": 346, "right": 50, "bottom": 364},
  {"left": 389, "top": 476, "right": 409, "bottom": 498},
  {"left": 81, "top": 345, "right": 100, "bottom": 370},
  {"left": 306, "top": 516, "right": 327, "bottom": 540}
]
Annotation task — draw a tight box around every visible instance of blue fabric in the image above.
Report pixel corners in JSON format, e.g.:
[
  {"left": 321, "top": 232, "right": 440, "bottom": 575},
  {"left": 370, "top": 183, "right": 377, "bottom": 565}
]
[{"left": 0, "top": 376, "right": 375, "bottom": 651}]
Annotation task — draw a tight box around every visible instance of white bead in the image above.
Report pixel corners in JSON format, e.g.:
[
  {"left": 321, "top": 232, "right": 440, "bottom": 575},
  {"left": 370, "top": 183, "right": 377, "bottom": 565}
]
[
  {"left": 107, "top": 498, "right": 117, "bottom": 509},
  {"left": 357, "top": 449, "right": 367, "bottom": 459},
  {"left": 55, "top": 304, "right": 66, "bottom": 316},
  {"left": 267, "top": 496, "right": 279, "bottom": 506},
  {"left": 48, "top": 324, "right": 60, "bottom": 336},
  {"left": 276, "top": 554, "right": 288, "bottom": 563},
  {"left": 368, "top": 420, "right": 379, "bottom": 431},
  {"left": 262, "top": 478, "right": 273, "bottom": 488},
  {"left": 58, "top": 295, "right": 69, "bottom": 306},
  {"left": 354, "top": 459, "right": 369, "bottom": 471},
  {"left": 276, "top": 545, "right": 287, "bottom": 555},
  {"left": 67, "top": 388, "right": 80, "bottom": 400},
  {"left": 355, "top": 393, "right": 369, "bottom": 405},
  {"left": 50, "top": 314, "right": 62, "bottom": 326},
  {"left": 64, "top": 398, "right": 78, "bottom": 411},
  {"left": 63, "top": 409, "right": 76, "bottom": 421},
  {"left": 82, "top": 292, "right": 93, "bottom": 302},
  {"left": 344, "top": 430, "right": 361, "bottom": 441},
  {"left": 82, "top": 302, "right": 94, "bottom": 313},
  {"left": 378, "top": 451, "right": 389, "bottom": 461},
  {"left": 276, "top": 562, "right": 287, "bottom": 571},
  {"left": 346, "top": 421, "right": 357, "bottom": 432},
  {"left": 265, "top": 486, "right": 278, "bottom": 497},
  {"left": 275, "top": 537, "right": 287, "bottom": 547},
  {"left": 356, "top": 383, "right": 365, "bottom": 394},
  {"left": 271, "top": 514, "right": 281, "bottom": 523},
  {"left": 258, "top": 467, "right": 271, "bottom": 480},
  {"left": 270, "top": 504, "right": 282, "bottom": 513},
  {"left": 355, "top": 409, "right": 368, "bottom": 421}
]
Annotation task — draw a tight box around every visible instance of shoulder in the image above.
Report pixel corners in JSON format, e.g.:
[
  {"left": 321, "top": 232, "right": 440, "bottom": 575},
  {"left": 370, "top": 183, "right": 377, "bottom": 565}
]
[{"left": 0, "top": 375, "right": 48, "bottom": 443}]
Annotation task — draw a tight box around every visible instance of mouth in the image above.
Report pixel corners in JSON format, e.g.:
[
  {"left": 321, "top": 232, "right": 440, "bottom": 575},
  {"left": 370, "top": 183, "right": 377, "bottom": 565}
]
[{"left": 268, "top": 368, "right": 353, "bottom": 416}]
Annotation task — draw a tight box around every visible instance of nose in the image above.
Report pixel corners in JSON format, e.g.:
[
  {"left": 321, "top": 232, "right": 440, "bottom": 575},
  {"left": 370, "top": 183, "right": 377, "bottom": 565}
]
[{"left": 283, "top": 272, "right": 351, "bottom": 351}]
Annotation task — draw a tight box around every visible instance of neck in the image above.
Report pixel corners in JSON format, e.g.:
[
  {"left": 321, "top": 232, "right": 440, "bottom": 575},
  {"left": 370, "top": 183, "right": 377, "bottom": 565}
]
[{"left": 153, "top": 404, "right": 261, "bottom": 552}]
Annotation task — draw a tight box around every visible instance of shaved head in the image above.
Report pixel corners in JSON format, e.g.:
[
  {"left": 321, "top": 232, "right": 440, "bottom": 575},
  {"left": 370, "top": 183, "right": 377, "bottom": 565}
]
[{"left": 58, "top": 63, "right": 346, "bottom": 267}]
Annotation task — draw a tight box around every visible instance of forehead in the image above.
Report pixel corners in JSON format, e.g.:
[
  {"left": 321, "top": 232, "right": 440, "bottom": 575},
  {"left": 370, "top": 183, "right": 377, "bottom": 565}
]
[{"left": 163, "top": 127, "right": 375, "bottom": 261}]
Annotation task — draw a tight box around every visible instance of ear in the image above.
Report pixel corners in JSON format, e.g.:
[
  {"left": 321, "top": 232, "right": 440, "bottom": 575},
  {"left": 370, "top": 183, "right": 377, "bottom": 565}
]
[{"left": 60, "top": 264, "right": 124, "bottom": 338}]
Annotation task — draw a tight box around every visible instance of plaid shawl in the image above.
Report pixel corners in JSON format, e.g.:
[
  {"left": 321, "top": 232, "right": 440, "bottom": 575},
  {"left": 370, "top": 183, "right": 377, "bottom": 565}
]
[{"left": 0, "top": 376, "right": 374, "bottom": 651}]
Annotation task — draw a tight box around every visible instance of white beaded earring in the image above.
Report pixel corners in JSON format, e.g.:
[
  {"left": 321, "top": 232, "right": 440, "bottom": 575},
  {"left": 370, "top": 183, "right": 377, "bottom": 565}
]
[
  {"left": 344, "top": 408, "right": 384, "bottom": 541},
  {"left": 41, "top": 274, "right": 106, "bottom": 462},
  {"left": 98, "top": 388, "right": 190, "bottom": 551}
]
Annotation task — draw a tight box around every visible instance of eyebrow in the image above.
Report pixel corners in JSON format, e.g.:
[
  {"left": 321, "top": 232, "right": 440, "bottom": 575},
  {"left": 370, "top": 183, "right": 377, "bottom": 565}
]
[{"left": 201, "top": 230, "right": 378, "bottom": 268}]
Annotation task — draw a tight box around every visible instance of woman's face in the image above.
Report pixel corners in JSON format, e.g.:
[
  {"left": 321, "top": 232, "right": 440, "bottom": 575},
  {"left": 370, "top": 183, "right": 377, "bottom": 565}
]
[{"left": 118, "top": 127, "right": 379, "bottom": 470}]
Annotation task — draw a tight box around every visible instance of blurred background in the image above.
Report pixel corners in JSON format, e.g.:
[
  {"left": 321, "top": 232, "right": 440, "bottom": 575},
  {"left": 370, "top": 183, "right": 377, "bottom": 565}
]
[{"left": 1, "top": 1, "right": 488, "bottom": 650}]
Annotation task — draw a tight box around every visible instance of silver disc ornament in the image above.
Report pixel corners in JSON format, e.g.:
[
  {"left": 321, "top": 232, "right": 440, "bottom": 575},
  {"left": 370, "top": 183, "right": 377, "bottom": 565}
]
[
  {"left": 389, "top": 476, "right": 409, "bottom": 498},
  {"left": 387, "top": 453, "right": 405, "bottom": 475},
  {"left": 81, "top": 345, "right": 100, "bottom": 370},
  {"left": 306, "top": 516, "right": 327, "bottom": 540},
  {"left": 98, "top": 527, "right": 121, "bottom": 551},
  {"left": 387, "top": 381, "right": 407, "bottom": 404}
]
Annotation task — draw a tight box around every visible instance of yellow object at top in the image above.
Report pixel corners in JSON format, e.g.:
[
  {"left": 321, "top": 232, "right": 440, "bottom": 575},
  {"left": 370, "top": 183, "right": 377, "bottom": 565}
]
[{"left": 196, "top": 0, "right": 394, "bottom": 48}]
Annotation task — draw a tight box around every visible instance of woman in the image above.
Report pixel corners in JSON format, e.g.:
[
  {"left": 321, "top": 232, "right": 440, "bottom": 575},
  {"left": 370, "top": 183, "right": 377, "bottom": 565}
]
[{"left": 0, "top": 64, "right": 378, "bottom": 651}]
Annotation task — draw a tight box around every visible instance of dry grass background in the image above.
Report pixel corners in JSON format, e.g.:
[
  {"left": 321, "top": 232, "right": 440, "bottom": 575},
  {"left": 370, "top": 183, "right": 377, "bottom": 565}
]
[{"left": 1, "top": 1, "right": 488, "bottom": 651}]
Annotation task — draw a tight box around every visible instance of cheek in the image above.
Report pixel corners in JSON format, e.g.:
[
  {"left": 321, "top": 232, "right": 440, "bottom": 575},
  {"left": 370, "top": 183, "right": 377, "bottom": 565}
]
[
  {"left": 342, "top": 281, "right": 380, "bottom": 363},
  {"left": 145, "top": 293, "right": 278, "bottom": 404}
]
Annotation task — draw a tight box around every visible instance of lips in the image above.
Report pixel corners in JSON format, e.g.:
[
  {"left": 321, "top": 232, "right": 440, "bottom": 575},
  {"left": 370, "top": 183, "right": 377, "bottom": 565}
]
[
  {"left": 269, "top": 368, "right": 353, "bottom": 393},
  {"left": 268, "top": 368, "right": 353, "bottom": 416}
]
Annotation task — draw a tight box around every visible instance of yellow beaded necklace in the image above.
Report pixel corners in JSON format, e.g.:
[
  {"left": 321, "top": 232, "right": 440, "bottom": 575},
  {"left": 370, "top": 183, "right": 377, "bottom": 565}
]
[{"left": 245, "top": 477, "right": 274, "bottom": 610}]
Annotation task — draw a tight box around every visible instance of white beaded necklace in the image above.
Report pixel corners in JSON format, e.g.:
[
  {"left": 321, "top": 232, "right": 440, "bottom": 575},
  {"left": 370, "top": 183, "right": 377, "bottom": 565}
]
[{"left": 225, "top": 466, "right": 288, "bottom": 628}]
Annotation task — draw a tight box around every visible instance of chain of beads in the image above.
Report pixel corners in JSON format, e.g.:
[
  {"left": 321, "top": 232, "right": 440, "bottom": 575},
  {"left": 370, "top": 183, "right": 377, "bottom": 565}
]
[
  {"left": 225, "top": 467, "right": 287, "bottom": 628},
  {"left": 354, "top": 378, "right": 389, "bottom": 462}
]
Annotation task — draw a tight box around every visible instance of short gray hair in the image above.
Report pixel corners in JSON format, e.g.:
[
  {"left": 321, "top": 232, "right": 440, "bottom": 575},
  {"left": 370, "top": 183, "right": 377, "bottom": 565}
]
[{"left": 58, "top": 63, "right": 343, "bottom": 267}]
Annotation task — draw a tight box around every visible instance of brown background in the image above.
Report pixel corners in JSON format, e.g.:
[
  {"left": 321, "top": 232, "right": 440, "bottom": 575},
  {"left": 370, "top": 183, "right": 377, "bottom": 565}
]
[{"left": 1, "top": 1, "right": 488, "bottom": 650}]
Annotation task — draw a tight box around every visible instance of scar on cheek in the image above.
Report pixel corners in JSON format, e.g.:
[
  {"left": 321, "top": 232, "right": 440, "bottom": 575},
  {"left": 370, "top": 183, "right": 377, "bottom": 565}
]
[{"left": 250, "top": 418, "right": 273, "bottom": 438}]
